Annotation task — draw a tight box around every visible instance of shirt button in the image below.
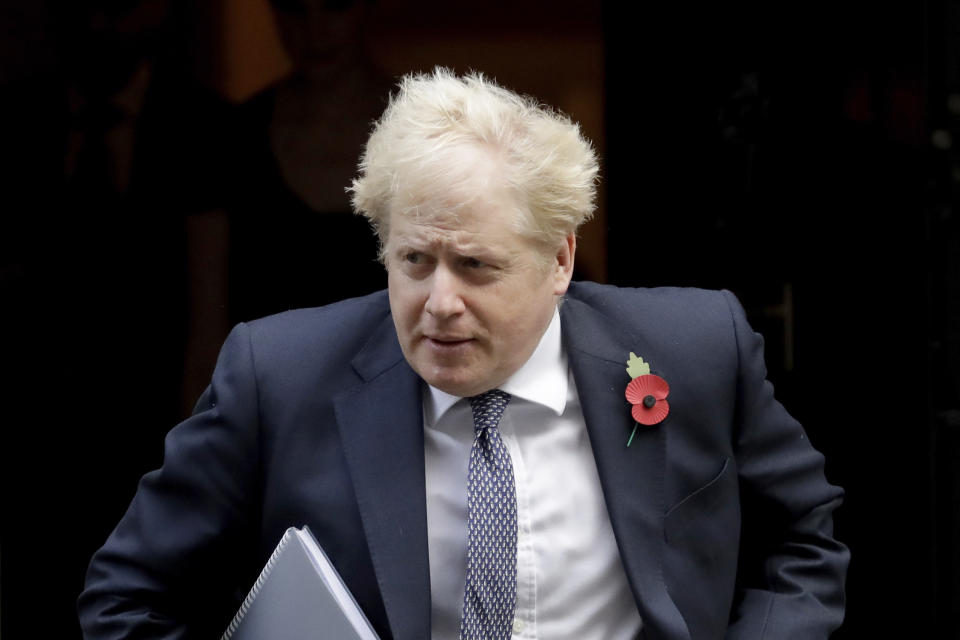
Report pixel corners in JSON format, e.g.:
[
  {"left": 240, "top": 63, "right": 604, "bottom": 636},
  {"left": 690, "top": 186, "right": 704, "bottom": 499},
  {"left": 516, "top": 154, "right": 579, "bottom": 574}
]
[{"left": 513, "top": 618, "right": 525, "bottom": 633}]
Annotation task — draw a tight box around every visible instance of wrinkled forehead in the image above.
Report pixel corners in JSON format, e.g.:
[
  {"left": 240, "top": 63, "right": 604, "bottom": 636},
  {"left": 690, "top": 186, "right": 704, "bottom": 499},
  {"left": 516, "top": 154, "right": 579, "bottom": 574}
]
[{"left": 385, "top": 216, "right": 479, "bottom": 257}]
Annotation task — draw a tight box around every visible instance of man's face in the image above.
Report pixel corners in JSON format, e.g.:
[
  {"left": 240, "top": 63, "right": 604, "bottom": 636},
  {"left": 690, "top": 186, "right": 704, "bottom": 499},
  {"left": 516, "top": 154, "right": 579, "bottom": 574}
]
[{"left": 385, "top": 157, "right": 574, "bottom": 398}]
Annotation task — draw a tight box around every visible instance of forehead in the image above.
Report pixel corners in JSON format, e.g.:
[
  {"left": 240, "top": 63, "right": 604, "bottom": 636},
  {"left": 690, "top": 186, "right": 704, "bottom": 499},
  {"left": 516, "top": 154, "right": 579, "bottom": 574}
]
[
  {"left": 388, "top": 152, "right": 525, "bottom": 238},
  {"left": 386, "top": 195, "right": 524, "bottom": 253}
]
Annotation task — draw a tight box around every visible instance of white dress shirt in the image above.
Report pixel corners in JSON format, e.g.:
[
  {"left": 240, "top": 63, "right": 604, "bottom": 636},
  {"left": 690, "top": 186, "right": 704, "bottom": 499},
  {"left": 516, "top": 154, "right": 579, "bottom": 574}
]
[{"left": 423, "top": 308, "right": 643, "bottom": 640}]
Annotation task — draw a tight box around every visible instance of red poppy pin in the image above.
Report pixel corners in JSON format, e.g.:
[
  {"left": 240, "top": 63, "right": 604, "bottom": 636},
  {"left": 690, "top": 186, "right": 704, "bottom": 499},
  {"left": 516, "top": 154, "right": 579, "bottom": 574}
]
[{"left": 624, "top": 352, "right": 670, "bottom": 446}]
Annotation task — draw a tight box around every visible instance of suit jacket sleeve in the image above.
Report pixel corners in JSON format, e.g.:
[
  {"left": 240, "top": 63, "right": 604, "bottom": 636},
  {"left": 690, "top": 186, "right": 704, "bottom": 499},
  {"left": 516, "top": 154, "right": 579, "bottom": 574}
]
[
  {"left": 721, "top": 290, "right": 849, "bottom": 639},
  {"left": 78, "top": 322, "right": 263, "bottom": 640}
]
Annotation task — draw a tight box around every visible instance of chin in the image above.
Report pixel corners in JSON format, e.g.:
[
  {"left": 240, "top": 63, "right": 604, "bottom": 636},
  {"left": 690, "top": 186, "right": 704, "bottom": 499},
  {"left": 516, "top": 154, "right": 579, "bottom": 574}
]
[
  {"left": 426, "top": 378, "right": 476, "bottom": 397},
  {"left": 422, "top": 371, "right": 488, "bottom": 398}
]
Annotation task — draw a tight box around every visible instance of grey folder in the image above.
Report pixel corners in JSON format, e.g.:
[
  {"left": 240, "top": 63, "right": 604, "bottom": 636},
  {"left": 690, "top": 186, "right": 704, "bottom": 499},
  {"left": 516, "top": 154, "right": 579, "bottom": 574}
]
[{"left": 222, "top": 526, "right": 380, "bottom": 640}]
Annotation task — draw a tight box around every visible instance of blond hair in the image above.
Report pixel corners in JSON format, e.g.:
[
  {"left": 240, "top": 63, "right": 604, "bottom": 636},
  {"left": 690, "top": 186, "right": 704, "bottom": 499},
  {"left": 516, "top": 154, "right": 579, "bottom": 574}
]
[{"left": 349, "top": 67, "right": 599, "bottom": 257}]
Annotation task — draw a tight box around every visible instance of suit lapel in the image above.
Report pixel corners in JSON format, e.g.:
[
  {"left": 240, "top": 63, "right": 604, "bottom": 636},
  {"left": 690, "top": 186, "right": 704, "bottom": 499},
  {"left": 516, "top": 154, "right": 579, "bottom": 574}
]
[
  {"left": 561, "top": 294, "right": 689, "bottom": 640},
  {"left": 333, "top": 315, "right": 431, "bottom": 640}
]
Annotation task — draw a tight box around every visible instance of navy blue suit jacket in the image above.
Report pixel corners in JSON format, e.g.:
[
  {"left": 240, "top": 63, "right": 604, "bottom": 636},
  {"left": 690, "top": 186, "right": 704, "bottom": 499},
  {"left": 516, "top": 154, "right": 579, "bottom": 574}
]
[{"left": 79, "top": 282, "right": 848, "bottom": 640}]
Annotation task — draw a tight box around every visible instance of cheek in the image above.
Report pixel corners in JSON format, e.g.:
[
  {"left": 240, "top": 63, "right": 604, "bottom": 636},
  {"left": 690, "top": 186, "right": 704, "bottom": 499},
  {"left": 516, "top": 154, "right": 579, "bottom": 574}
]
[
  {"left": 500, "top": 286, "right": 556, "bottom": 346},
  {"left": 491, "top": 301, "right": 537, "bottom": 347},
  {"left": 389, "top": 280, "right": 429, "bottom": 336}
]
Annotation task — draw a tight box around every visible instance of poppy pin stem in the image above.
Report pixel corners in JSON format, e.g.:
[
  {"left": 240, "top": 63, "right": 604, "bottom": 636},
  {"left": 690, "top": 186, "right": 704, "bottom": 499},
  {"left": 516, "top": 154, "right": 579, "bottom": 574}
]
[{"left": 626, "top": 423, "right": 639, "bottom": 447}]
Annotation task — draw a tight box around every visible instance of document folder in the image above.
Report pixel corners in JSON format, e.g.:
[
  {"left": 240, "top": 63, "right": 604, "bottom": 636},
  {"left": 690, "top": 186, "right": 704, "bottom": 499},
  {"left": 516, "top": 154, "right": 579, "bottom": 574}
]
[{"left": 222, "top": 526, "right": 380, "bottom": 640}]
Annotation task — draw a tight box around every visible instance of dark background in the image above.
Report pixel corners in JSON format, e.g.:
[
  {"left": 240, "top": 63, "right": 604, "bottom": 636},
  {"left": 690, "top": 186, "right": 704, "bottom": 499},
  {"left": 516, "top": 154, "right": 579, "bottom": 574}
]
[{"left": 2, "top": 1, "right": 958, "bottom": 637}]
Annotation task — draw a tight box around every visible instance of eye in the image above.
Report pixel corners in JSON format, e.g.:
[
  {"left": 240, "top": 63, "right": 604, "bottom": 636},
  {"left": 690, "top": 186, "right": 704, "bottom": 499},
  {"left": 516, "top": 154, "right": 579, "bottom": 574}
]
[
  {"left": 403, "top": 251, "right": 423, "bottom": 264},
  {"left": 462, "top": 257, "right": 487, "bottom": 269}
]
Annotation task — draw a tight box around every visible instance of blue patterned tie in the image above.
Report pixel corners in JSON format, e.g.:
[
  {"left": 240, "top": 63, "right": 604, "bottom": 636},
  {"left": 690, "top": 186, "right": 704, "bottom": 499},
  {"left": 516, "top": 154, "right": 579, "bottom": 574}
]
[{"left": 459, "top": 390, "right": 517, "bottom": 640}]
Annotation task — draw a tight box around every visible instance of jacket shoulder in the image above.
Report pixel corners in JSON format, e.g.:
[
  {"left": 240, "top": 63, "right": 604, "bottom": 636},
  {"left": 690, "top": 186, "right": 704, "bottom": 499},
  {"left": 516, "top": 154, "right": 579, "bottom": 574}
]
[
  {"left": 238, "top": 289, "right": 396, "bottom": 378},
  {"left": 565, "top": 281, "right": 740, "bottom": 332}
]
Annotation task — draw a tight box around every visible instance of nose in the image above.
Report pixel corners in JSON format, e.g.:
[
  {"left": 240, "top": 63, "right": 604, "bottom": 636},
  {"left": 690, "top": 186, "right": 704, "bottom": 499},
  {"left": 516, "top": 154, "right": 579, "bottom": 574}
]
[{"left": 424, "top": 265, "right": 465, "bottom": 319}]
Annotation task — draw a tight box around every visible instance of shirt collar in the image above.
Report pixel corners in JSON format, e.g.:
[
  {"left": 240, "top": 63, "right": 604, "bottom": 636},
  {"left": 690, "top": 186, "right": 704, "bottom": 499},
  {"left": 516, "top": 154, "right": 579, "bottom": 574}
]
[{"left": 423, "top": 307, "right": 568, "bottom": 426}]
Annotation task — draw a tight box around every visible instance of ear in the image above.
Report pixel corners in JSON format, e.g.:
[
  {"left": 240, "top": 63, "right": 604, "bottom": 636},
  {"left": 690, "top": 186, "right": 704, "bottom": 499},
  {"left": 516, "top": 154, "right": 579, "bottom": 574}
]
[{"left": 552, "top": 232, "right": 576, "bottom": 296}]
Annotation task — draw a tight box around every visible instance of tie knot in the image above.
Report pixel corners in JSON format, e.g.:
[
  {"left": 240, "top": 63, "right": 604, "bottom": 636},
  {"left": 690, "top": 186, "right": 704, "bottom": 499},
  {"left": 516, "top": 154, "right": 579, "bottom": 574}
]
[{"left": 469, "top": 389, "right": 511, "bottom": 433}]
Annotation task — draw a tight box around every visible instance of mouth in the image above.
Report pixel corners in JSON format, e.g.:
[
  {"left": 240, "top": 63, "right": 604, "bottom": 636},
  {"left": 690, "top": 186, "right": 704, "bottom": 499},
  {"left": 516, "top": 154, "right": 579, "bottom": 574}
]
[
  {"left": 424, "top": 335, "right": 475, "bottom": 351},
  {"left": 426, "top": 335, "right": 472, "bottom": 344}
]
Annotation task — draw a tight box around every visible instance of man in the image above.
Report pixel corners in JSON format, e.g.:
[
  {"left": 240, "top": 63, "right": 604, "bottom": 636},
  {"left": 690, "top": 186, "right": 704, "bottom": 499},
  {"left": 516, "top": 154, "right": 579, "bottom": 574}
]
[{"left": 79, "top": 69, "right": 848, "bottom": 639}]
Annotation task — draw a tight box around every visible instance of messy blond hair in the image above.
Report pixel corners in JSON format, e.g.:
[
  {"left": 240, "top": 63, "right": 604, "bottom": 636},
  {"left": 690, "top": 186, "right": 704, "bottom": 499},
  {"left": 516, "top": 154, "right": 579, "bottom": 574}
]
[{"left": 349, "top": 67, "right": 599, "bottom": 258}]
